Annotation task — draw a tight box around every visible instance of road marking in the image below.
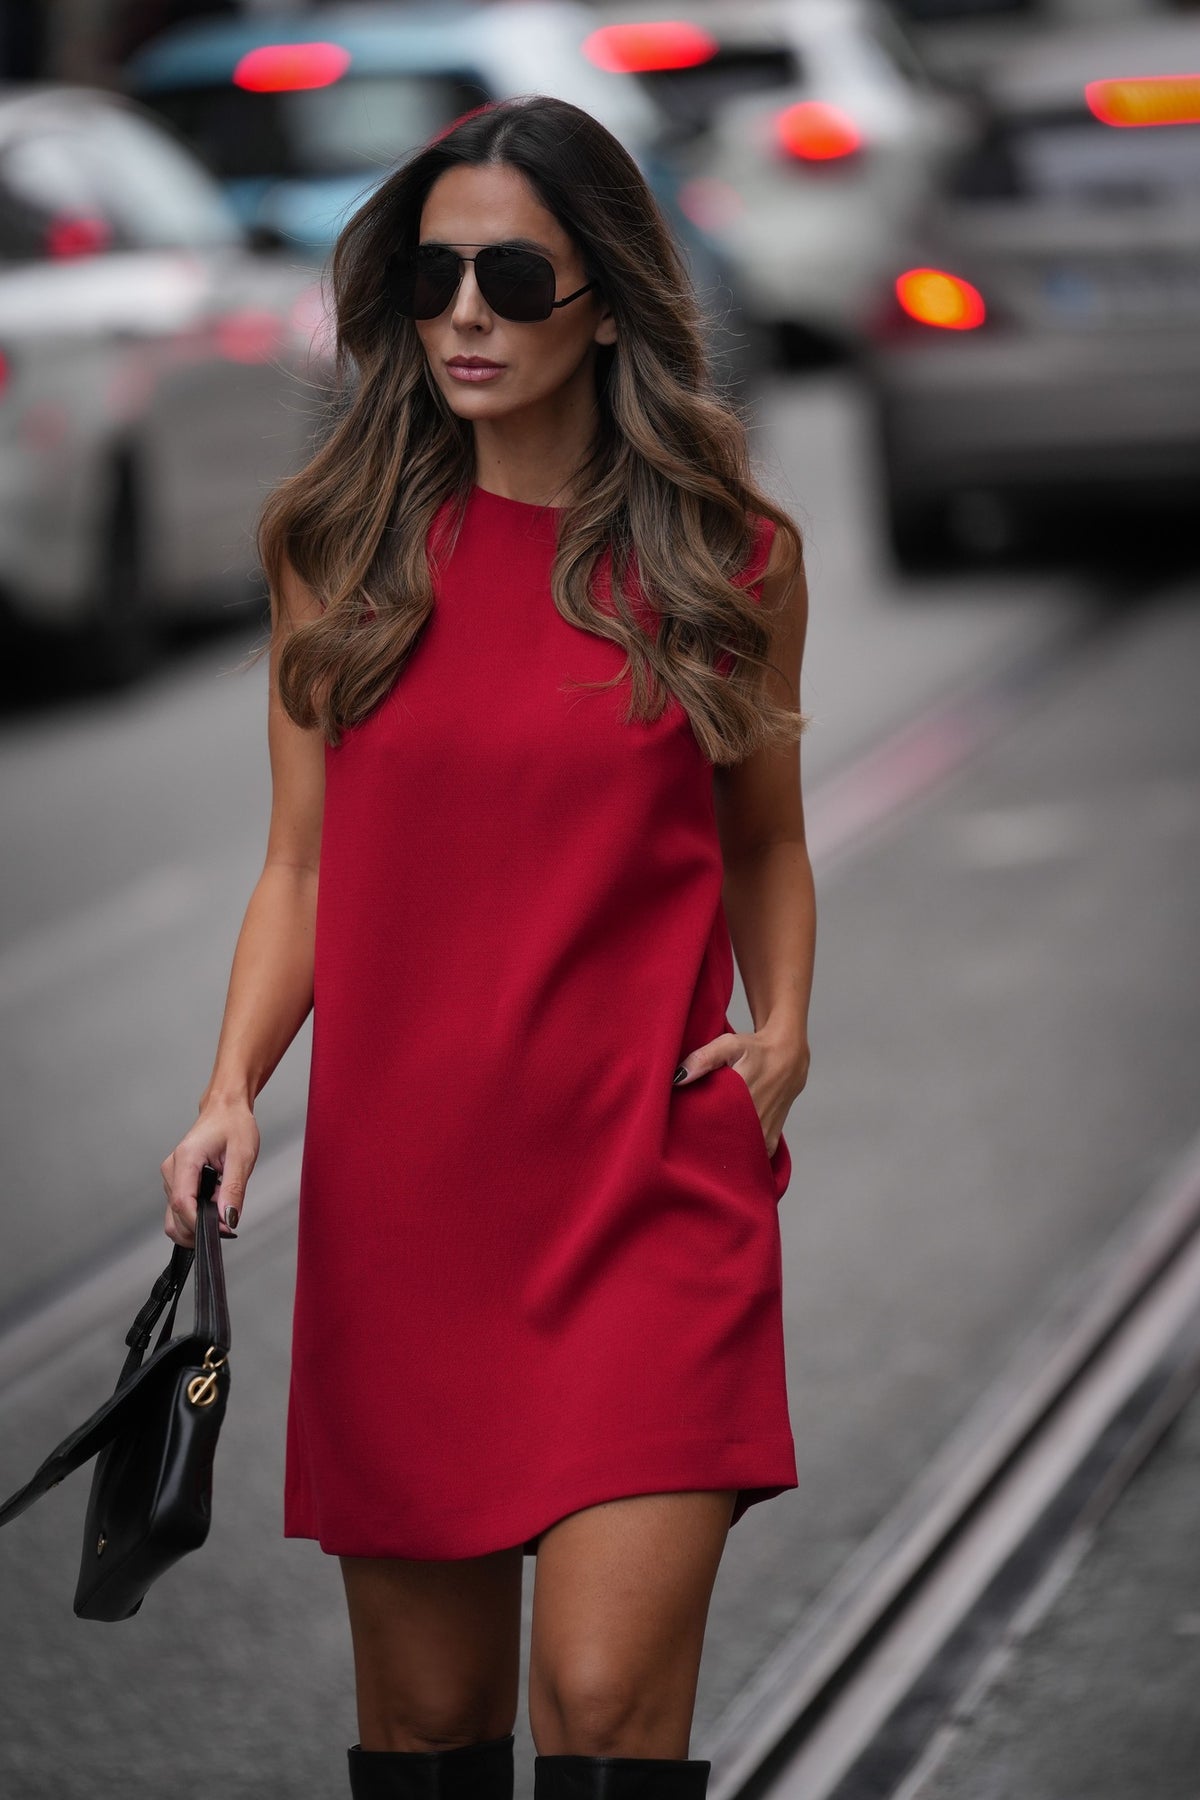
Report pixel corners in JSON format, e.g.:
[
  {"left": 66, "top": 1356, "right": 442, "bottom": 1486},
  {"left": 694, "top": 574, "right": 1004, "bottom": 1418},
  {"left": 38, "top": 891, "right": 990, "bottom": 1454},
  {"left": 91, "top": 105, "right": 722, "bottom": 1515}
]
[
  {"left": 803, "top": 616, "right": 1100, "bottom": 874},
  {"left": 700, "top": 1120, "right": 1200, "bottom": 1798}
]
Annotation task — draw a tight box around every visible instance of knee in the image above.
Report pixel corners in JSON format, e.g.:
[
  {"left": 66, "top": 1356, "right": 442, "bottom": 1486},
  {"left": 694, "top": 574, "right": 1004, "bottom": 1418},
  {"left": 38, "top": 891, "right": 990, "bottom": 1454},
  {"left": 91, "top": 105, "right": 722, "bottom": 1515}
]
[
  {"left": 358, "top": 1691, "right": 513, "bottom": 1754},
  {"left": 534, "top": 1659, "right": 668, "bottom": 1756}
]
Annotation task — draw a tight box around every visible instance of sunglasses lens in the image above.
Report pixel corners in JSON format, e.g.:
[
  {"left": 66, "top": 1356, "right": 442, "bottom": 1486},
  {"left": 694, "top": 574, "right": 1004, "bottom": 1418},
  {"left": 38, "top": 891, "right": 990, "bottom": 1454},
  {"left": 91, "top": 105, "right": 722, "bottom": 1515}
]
[
  {"left": 392, "top": 247, "right": 460, "bottom": 319},
  {"left": 475, "top": 247, "right": 556, "bottom": 321},
  {"left": 390, "top": 246, "right": 561, "bottom": 322}
]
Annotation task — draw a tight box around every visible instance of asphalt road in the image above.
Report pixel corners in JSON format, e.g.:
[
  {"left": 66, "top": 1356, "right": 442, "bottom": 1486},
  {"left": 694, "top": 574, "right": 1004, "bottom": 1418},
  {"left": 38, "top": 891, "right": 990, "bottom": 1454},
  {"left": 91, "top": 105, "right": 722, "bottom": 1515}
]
[
  {"left": 905, "top": 1382, "right": 1200, "bottom": 1800},
  {"left": 1, "top": 371, "right": 1196, "bottom": 1799}
]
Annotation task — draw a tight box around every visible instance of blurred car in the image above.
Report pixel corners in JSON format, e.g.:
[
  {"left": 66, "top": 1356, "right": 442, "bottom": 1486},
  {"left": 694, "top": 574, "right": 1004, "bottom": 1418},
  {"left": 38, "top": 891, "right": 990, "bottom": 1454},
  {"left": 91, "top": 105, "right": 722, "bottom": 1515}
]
[
  {"left": 860, "top": 20, "right": 1200, "bottom": 569},
  {"left": 0, "top": 82, "right": 332, "bottom": 683},
  {"left": 584, "top": 0, "right": 971, "bottom": 361},
  {"left": 121, "top": 0, "right": 756, "bottom": 381}
]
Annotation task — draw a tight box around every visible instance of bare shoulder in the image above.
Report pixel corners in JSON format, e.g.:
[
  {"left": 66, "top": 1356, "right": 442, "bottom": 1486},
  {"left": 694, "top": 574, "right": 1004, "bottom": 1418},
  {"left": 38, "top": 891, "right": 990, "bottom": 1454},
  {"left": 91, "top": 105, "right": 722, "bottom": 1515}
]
[{"left": 758, "top": 519, "right": 808, "bottom": 683}]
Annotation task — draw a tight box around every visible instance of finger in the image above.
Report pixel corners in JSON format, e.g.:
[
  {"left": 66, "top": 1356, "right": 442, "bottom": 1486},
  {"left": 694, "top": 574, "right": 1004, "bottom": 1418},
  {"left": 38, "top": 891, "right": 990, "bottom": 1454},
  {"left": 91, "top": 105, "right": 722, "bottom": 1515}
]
[
  {"left": 214, "top": 1156, "right": 253, "bottom": 1236},
  {"left": 674, "top": 1033, "right": 742, "bottom": 1084},
  {"left": 167, "top": 1157, "right": 207, "bottom": 1244},
  {"left": 164, "top": 1195, "right": 194, "bottom": 1248}
]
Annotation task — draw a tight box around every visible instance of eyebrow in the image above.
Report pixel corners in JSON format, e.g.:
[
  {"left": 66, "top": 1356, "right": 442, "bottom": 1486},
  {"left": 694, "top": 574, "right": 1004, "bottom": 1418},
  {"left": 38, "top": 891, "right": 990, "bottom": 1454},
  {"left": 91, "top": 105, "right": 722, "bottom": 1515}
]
[{"left": 418, "top": 236, "right": 556, "bottom": 257}]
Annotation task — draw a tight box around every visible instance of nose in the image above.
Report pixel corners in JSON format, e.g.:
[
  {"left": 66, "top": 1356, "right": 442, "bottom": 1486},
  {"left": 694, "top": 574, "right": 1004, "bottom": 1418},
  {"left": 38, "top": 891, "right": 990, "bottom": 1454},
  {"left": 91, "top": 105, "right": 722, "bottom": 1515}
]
[{"left": 449, "top": 259, "right": 490, "bottom": 330}]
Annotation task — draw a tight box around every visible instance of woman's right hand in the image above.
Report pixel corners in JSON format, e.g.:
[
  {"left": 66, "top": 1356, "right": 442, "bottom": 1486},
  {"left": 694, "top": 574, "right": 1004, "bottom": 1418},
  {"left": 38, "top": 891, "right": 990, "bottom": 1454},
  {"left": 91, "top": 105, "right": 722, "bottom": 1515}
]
[{"left": 160, "top": 1104, "right": 261, "bottom": 1248}]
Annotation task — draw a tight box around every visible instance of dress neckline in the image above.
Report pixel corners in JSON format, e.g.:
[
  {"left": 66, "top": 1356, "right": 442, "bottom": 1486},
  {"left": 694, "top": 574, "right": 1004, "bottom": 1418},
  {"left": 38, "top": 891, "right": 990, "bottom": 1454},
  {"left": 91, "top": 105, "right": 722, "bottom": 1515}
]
[{"left": 471, "top": 483, "right": 566, "bottom": 514}]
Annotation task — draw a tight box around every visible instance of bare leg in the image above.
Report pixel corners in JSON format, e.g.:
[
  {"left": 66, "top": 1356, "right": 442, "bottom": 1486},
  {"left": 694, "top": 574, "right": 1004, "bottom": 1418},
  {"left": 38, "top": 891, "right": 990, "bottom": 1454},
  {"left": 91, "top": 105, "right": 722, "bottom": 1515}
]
[
  {"left": 339, "top": 1549, "right": 524, "bottom": 1751},
  {"left": 528, "top": 1489, "right": 737, "bottom": 1758}
]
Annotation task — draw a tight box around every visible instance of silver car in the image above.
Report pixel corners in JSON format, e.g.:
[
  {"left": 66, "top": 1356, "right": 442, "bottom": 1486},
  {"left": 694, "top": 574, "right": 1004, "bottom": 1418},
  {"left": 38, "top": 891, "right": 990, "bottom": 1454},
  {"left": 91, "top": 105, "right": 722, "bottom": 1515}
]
[
  {"left": 0, "top": 84, "right": 332, "bottom": 684},
  {"left": 861, "top": 19, "right": 1200, "bottom": 569},
  {"left": 587, "top": 0, "right": 968, "bottom": 361}
]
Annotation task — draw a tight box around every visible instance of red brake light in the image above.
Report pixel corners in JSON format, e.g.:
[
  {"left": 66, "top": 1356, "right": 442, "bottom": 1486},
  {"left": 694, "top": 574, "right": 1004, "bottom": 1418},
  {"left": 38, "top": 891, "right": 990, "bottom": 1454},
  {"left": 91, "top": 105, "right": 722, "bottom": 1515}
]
[
  {"left": 45, "top": 214, "right": 112, "bottom": 258},
  {"left": 233, "top": 42, "right": 352, "bottom": 93},
  {"left": 1085, "top": 74, "right": 1200, "bottom": 127},
  {"left": 774, "top": 101, "right": 862, "bottom": 162},
  {"left": 582, "top": 21, "right": 719, "bottom": 74},
  {"left": 895, "top": 268, "right": 986, "bottom": 330}
]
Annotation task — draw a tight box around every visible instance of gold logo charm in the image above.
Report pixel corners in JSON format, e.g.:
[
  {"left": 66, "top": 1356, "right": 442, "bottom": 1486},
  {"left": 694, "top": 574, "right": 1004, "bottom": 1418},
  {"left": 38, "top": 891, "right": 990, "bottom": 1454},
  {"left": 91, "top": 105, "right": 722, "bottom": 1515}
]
[
  {"left": 96, "top": 1533, "right": 106, "bottom": 1555},
  {"left": 186, "top": 1345, "right": 228, "bottom": 1409}
]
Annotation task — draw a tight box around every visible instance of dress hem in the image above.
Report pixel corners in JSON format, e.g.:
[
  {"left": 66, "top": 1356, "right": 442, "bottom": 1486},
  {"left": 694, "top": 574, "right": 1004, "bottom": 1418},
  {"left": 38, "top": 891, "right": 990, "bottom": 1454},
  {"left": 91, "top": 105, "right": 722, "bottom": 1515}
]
[{"left": 283, "top": 1431, "right": 799, "bottom": 1561}]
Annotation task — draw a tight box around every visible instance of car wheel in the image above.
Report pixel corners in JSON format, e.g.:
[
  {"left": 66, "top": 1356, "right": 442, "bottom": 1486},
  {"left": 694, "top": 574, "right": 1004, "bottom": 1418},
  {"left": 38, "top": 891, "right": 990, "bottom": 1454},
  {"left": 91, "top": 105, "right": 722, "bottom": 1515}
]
[{"left": 72, "top": 462, "right": 159, "bottom": 689}]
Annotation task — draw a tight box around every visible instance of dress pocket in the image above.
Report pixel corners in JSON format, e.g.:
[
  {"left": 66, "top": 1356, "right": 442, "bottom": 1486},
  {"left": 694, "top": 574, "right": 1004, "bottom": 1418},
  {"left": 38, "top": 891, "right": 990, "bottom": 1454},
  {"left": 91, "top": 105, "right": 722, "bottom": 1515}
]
[{"left": 719, "top": 1063, "right": 776, "bottom": 1184}]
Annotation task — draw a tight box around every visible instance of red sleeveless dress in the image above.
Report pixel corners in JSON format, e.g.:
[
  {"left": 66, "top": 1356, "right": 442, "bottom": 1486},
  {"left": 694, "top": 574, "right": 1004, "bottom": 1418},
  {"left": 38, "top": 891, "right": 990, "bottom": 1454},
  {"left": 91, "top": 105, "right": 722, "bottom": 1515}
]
[{"left": 284, "top": 485, "right": 798, "bottom": 1559}]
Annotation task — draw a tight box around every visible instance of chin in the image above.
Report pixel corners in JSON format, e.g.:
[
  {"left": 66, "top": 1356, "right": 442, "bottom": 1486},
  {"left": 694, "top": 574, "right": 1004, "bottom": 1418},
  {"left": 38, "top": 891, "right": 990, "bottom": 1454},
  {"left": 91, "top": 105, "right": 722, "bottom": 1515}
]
[{"left": 439, "top": 383, "right": 525, "bottom": 420}]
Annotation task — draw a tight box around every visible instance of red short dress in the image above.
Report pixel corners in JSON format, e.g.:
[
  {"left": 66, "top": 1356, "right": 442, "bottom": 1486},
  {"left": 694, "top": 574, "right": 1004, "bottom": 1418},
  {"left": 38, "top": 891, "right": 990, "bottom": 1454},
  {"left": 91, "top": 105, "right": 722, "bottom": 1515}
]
[{"left": 284, "top": 485, "right": 798, "bottom": 1559}]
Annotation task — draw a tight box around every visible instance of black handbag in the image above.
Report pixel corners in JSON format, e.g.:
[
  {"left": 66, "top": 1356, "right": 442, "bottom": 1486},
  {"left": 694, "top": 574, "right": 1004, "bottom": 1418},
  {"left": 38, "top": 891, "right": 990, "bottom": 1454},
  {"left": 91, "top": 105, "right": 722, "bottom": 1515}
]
[{"left": 0, "top": 1162, "right": 232, "bottom": 1621}]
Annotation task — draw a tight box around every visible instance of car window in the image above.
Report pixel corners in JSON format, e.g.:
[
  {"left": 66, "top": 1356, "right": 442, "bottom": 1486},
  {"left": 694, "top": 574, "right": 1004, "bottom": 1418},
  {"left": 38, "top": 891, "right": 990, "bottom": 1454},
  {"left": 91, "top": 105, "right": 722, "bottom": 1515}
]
[
  {"left": 79, "top": 106, "right": 244, "bottom": 248},
  {"left": 0, "top": 107, "right": 242, "bottom": 258},
  {"left": 863, "top": 15, "right": 933, "bottom": 89},
  {"left": 951, "top": 110, "right": 1200, "bottom": 206},
  {"left": 633, "top": 47, "right": 803, "bottom": 131},
  {"left": 141, "top": 73, "right": 490, "bottom": 181}
]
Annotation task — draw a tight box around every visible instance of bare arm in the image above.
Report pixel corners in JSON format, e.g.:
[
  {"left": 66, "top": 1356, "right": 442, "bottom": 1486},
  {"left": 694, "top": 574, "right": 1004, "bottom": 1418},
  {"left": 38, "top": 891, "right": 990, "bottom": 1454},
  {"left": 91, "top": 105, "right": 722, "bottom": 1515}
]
[
  {"left": 693, "top": 532, "right": 815, "bottom": 1155},
  {"left": 160, "top": 559, "right": 327, "bottom": 1247}
]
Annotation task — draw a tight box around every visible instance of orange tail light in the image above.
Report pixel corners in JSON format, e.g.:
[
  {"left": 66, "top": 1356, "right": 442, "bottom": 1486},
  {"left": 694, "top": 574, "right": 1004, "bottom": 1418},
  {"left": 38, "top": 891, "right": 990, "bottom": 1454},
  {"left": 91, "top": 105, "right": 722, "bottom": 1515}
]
[
  {"left": 895, "top": 267, "right": 987, "bottom": 330},
  {"left": 774, "top": 101, "right": 862, "bottom": 162}
]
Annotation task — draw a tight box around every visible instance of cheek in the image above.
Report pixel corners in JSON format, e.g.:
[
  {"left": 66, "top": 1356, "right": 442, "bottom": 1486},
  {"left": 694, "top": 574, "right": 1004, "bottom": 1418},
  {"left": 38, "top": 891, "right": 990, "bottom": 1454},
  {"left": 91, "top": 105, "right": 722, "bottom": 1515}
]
[{"left": 508, "top": 325, "right": 595, "bottom": 388}]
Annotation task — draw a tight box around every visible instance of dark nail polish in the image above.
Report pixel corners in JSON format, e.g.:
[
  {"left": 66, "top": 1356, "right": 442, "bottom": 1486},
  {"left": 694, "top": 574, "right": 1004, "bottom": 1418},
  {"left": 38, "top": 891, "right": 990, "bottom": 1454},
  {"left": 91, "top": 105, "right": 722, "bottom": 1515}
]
[
  {"left": 673, "top": 1065, "right": 688, "bottom": 1085},
  {"left": 224, "top": 1205, "right": 239, "bottom": 1228}
]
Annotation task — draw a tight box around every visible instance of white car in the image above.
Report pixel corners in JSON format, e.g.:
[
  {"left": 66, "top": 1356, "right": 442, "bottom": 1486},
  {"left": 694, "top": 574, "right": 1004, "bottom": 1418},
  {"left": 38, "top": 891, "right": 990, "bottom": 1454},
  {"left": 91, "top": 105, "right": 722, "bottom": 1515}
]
[
  {"left": 586, "top": 0, "right": 970, "bottom": 360},
  {"left": 0, "top": 84, "right": 332, "bottom": 685},
  {"left": 861, "top": 18, "right": 1200, "bottom": 569}
]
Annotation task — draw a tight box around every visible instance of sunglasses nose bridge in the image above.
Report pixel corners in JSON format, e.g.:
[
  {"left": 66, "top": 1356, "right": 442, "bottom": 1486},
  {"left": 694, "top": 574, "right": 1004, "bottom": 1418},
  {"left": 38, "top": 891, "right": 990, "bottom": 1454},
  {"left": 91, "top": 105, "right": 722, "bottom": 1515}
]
[{"left": 447, "top": 255, "right": 492, "bottom": 324}]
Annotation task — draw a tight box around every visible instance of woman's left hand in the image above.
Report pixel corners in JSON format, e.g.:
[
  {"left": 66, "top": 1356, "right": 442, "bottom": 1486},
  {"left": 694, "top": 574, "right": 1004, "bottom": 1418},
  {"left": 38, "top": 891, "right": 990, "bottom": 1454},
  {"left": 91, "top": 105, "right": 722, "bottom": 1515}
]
[{"left": 674, "top": 1029, "right": 810, "bottom": 1157}]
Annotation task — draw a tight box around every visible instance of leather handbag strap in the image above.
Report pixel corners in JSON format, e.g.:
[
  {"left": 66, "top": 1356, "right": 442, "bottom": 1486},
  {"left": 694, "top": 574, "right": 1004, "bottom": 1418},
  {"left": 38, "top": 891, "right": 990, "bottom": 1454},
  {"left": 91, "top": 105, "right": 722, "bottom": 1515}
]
[
  {"left": 0, "top": 1165, "right": 232, "bottom": 1529},
  {"left": 118, "top": 1163, "right": 230, "bottom": 1383},
  {"left": 192, "top": 1164, "right": 232, "bottom": 1354}
]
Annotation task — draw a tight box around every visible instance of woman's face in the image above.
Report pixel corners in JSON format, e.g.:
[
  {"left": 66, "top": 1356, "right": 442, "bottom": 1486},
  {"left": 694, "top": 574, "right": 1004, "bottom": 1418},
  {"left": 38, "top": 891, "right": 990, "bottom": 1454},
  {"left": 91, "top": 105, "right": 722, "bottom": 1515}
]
[{"left": 413, "top": 162, "right": 616, "bottom": 422}]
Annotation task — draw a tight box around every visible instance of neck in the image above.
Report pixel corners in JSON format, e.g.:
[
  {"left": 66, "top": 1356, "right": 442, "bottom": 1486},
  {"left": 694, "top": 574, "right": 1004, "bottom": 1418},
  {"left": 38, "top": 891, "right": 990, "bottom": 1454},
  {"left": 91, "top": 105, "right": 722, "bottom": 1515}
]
[{"left": 470, "top": 357, "right": 600, "bottom": 508}]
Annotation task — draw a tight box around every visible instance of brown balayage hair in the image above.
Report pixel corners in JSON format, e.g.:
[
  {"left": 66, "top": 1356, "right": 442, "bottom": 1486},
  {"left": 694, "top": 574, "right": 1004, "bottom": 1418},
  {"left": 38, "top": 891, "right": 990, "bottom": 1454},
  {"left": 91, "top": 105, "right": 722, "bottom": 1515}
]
[{"left": 256, "top": 95, "right": 808, "bottom": 766}]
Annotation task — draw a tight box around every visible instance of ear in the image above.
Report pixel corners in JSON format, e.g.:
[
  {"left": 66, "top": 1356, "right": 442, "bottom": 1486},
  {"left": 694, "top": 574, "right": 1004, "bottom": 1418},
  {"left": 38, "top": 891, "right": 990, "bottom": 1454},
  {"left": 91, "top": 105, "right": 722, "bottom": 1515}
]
[{"left": 593, "top": 301, "right": 617, "bottom": 348}]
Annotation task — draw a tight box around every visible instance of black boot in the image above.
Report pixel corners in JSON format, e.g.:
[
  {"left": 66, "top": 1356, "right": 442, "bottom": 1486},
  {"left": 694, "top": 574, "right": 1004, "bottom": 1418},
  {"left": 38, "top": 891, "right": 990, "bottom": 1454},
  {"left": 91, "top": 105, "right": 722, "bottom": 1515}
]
[
  {"left": 533, "top": 1752, "right": 711, "bottom": 1798},
  {"left": 348, "top": 1731, "right": 515, "bottom": 1798}
]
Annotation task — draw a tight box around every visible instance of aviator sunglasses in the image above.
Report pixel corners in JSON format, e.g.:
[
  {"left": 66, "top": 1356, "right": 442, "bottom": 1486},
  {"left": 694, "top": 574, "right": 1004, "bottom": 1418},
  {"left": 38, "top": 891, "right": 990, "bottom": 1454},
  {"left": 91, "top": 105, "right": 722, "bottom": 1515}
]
[{"left": 389, "top": 242, "right": 596, "bottom": 324}]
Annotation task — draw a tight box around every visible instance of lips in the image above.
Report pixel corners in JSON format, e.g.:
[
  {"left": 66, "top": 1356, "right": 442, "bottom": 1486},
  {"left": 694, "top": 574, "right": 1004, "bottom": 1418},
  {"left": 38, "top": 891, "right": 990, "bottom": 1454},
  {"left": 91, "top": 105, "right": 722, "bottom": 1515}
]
[{"left": 447, "top": 356, "right": 510, "bottom": 385}]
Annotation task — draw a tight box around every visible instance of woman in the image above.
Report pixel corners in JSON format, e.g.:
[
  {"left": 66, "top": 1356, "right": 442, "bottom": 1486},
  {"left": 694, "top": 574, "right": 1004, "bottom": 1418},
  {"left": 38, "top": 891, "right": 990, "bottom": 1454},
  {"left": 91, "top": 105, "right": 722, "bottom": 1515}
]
[{"left": 160, "top": 95, "right": 815, "bottom": 1800}]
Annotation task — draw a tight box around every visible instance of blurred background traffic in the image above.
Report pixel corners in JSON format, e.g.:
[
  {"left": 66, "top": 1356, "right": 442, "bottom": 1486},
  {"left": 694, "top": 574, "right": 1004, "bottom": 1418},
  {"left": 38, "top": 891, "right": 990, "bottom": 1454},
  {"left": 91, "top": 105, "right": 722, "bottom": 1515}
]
[{"left": 1, "top": 0, "right": 1197, "bottom": 684}]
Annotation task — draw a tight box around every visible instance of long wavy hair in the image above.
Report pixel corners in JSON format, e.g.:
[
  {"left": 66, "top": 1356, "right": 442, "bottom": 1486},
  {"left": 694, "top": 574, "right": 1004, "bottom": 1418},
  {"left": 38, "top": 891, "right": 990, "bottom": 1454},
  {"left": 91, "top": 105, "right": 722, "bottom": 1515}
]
[{"left": 256, "top": 94, "right": 808, "bottom": 765}]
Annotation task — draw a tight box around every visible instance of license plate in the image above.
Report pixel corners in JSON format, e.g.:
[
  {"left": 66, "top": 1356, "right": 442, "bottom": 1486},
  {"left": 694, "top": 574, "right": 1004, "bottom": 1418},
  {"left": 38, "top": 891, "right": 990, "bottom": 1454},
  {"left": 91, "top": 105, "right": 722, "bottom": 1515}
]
[{"left": 1041, "top": 261, "right": 1200, "bottom": 325}]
